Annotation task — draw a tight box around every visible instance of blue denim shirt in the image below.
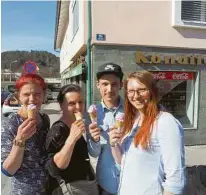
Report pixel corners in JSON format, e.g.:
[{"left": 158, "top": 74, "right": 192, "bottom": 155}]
[
  {"left": 118, "top": 112, "right": 186, "bottom": 195},
  {"left": 87, "top": 98, "right": 124, "bottom": 194}
]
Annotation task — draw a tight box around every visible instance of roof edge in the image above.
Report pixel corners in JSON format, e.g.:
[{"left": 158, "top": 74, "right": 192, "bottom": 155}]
[{"left": 54, "top": 0, "right": 62, "bottom": 50}]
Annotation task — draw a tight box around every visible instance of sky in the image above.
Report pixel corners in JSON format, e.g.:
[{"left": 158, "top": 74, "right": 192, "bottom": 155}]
[{"left": 1, "top": 0, "right": 58, "bottom": 55}]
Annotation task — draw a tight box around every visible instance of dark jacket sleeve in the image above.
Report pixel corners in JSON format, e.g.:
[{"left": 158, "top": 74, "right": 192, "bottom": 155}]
[{"left": 45, "top": 123, "right": 68, "bottom": 178}]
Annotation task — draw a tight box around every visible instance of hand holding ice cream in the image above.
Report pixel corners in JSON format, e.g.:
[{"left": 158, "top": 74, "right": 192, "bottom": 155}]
[
  {"left": 66, "top": 111, "right": 85, "bottom": 143},
  {"left": 17, "top": 104, "right": 37, "bottom": 141},
  {"left": 88, "top": 104, "right": 100, "bottom": 142}
]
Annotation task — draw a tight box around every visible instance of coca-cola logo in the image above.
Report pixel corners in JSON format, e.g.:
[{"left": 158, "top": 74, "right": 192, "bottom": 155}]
[
  {"left": 172, "top": 73, "right": 189, "bottom": 80},
  {"left": 153, "top": 72, "right": 166, "bottom": 80}
]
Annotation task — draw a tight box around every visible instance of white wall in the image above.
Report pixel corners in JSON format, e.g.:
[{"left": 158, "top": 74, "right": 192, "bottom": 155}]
[
  {"left": 60, "top": 0, "right": 85, "bottom": 74},
  {"left": 91, "top": 1, "right": 206, "bottom": 49}
]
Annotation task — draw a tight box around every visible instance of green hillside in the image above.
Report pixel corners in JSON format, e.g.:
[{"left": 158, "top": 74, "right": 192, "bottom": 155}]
[{"left": 1, "top": 50, "right": 60, "bottom": 77}]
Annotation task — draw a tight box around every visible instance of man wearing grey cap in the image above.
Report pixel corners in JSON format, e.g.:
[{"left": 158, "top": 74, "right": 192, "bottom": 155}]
[{"left": 87, "top": 63, "right": 124, "bottom": 195}]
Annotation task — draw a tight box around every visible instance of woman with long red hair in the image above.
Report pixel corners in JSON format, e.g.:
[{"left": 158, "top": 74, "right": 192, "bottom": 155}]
[
  {"left": 109, "top": 71, "right": 186, "bottom": 195},
  {"left": 1, "top": 74, "right": 50, "bottom": 195}
]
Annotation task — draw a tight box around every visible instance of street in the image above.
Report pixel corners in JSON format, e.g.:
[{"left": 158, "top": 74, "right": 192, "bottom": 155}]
[{"left": 1, "top": 102, "right": 206, "bottom": 194}]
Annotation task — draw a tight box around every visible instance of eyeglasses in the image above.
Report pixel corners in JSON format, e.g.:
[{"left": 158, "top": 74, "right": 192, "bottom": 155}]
[{"left": 127, "top": 88, "right": 148, "bottom": 97}]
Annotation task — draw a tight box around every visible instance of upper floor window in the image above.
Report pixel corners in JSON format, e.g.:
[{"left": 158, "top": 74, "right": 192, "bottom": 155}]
[
  {"left": 72, "top": 0, "right": 79, "bottom": 37},
  {"left": 172, "top": 0, "right": 206, "bottom": 29},
  {"left": 182, "top": 1, "right": 206, "bottom": 23}
]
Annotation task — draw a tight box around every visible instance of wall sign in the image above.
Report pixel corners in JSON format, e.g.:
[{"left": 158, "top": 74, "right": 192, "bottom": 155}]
[
  {"left": 135, "top": 51, "right": 206, "bottom": 65},
  {"left": 96, "top": 34, "right": 106, "bottom": 41},
  {"left": 152, "top": 71, "right": 194, "bottom": 80}
]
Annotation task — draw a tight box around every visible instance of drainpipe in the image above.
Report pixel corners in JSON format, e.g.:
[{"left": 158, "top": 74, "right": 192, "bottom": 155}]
[{"left": 86, "top": 0, "right": 92, "bottom": 109}]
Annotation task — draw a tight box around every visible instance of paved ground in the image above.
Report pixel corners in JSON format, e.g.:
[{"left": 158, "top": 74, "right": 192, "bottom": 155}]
[
  {"left": 185, "top": 145, "right": 206, "bottom": 166},
  {"left": 1, "top": 102, "right": 206, "bottom": 194}
]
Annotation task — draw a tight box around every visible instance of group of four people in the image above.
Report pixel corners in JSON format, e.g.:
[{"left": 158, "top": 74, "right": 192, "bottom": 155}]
[{"left": 1, "top": 63, "right": 186, "bottom": 195}]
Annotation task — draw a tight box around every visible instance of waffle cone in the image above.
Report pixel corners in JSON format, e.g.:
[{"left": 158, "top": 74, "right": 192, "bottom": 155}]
[
  {"left": 89, "top": 112, "right": 97, "bottom": 123},
  {"left": 74, "top": 112, "right": 82, "bottom": 120},
  {"left": 116, "top": 120, "right": 124, "bottom": 131},
  {"left": 27, "top": 108, "right": 37, "bottom": 119},
  {"left": 18, "top": 107, "right": 28, "bottom": 120}
]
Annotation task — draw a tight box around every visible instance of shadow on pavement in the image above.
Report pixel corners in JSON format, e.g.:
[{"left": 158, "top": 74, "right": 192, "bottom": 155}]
[
  {"left": 184, "top": 165, "right": 206, "bottom": 194},
  {"left": 43, "top": 109, "right": 60, "bottom": 115}
]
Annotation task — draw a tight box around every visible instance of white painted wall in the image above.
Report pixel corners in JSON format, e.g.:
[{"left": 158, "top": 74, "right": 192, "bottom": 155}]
[
  {"left": 91, "top": 1, "right": 206, "bottom": 49},
  {"left": 60, "top": 0, "right": 85, "bottom": 74},
  {"left": 58, "top": 0, "right": 206, "bottom": 74}
]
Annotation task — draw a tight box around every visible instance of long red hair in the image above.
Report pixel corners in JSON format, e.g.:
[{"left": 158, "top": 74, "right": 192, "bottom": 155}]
[{"left": 122, "top": 71, "right": 160, "bottom": 149}]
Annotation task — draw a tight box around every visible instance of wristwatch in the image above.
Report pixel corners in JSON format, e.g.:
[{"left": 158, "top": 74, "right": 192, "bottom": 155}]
[{"left": 13, "top": 137, "right": 25, "bottom": 147}]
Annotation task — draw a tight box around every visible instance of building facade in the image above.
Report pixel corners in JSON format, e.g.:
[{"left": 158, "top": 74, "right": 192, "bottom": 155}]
[{"left": 54, "top": 0, "right": 206, "bottom": 145}]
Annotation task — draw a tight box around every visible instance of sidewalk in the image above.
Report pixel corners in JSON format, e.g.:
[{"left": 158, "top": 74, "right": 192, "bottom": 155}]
[
  {"left": 185, "top": 145, "right": 206, "bottom": 166},
  {"left": 42, "top": 102, "right": 61, "bottom": 111}
]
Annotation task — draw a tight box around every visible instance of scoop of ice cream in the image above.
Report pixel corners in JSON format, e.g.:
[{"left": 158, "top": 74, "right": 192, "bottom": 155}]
[
  {"left": 115, "top": 113, "right": 124, "bottom": 122},
  {"left": 88, "top": 104, "right": 97, "bottom": 113},
  {"left": 115, "top": 113, "right": 124, "bottom": 132},
  {"left": 27, "top": 104, "right": 37, "bottom": 110},
  {"left": 27, "top": 104, "right": 37, "bottom": 119}
]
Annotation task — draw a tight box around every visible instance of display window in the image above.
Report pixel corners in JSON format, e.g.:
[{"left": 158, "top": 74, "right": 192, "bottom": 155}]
[{"left": 152, "top": 71, "right": 197, "bottom": 128}]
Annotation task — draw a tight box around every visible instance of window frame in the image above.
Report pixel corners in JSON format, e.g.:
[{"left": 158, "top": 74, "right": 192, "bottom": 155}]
[
  {"left": 152, "top": 71, "right": 199, "bottom": 130},
  {"left": 72, "top": 0, "right": 79, "bottom": 39},
  {"left": 172, "top": 0, "right": 206, "bottom": 29}
]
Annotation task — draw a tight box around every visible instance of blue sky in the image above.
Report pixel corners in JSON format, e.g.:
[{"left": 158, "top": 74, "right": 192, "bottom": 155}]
[{"left": 1, "top": 1, "right": 58, "bottom": 55}]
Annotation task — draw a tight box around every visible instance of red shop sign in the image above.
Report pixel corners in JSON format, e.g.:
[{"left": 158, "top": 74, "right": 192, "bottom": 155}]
[{"left": 152, "top": 71, "right": 194, "bottom": 80}]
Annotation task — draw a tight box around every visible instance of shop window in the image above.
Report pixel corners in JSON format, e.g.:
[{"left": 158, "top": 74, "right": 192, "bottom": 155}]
[
  {"left": 152, "top": 71, "right": 198, "bottom": 129},
  {"left": 172, "top": 0, "right": 206, "bottom": 29},
  {"left": 76, "top": 75, "right": 80, "bottom": 84}
]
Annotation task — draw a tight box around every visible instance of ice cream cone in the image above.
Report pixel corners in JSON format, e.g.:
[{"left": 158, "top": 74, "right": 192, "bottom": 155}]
[
  {"left": 116, "top": 120, "right": 124, "bottom": 129},
  {"left": 27, "top": 104, "right": 37, "bottom": 119},
  {"left": 74, "top": 112, "right": 82, "bottom": 120},
  {"left": 115, "top": 113, "right": 125, "bottom": 132},
  {"left": 89, "top": 112, "right": 97, "bottom": 123},
  {"left": 88, "top": 104, "right": 97, "bottom": 123},
  {"left": 18, "top": 106, "right": 28, "bottom": 120}
]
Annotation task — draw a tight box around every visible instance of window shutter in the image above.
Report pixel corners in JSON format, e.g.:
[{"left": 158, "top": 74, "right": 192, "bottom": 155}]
[{"left": 181, "top": 0, "right": 206, "bottom": 23}]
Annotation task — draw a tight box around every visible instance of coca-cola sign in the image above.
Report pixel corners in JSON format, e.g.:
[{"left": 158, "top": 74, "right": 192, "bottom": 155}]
[
  {"left": 152, "top": 71, "right": 194, "bottom": 80},
  {"left": 153, "top": 72, "right": 166, "bottom": 80}
]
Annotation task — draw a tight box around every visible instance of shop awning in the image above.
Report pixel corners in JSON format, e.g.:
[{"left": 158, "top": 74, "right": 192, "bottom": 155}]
[{"left": 62, "top": 63, "right": 83, "bottom": 79}]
